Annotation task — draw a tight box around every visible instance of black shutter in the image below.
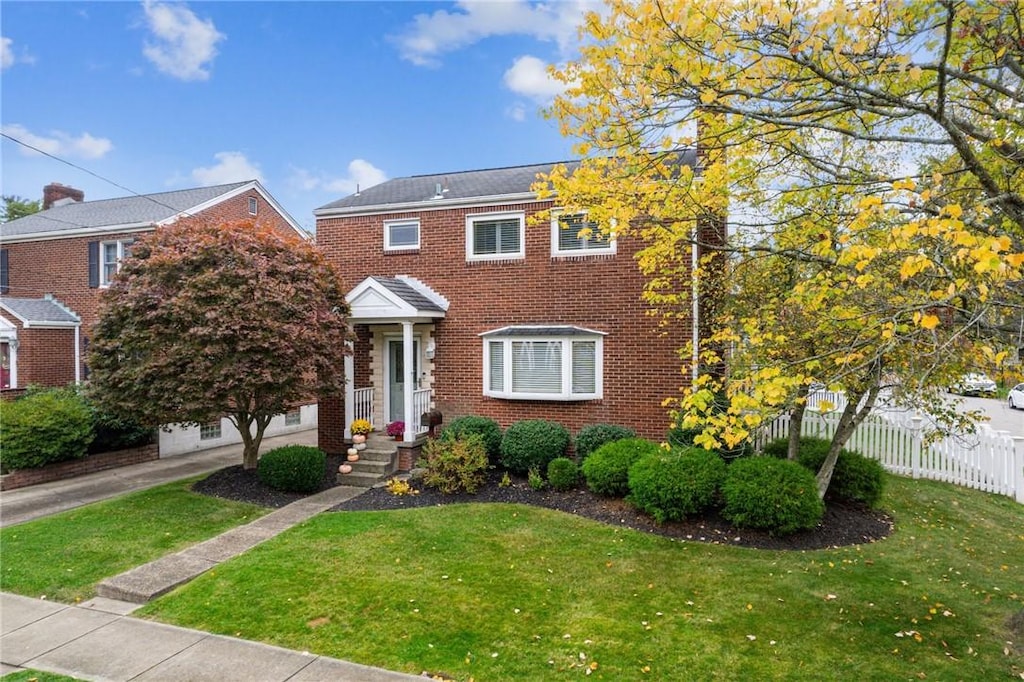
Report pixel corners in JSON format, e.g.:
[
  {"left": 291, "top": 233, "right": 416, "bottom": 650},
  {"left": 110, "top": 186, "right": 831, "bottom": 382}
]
[
  {"left": 0, "top": 249, "right": 8, "bottom": 294},
  {"left": 88, "top": 241, "right": 99, "bottom": 288}
]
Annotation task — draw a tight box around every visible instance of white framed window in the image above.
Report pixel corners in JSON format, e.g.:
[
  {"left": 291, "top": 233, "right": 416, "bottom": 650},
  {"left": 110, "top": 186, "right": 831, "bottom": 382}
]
[
  {"left": 100, "top": 239, "right": 133, "bottom": 286},
  {"left": 551, "top": 210, "right": 615, "bottom": 256},
  {"left": 200, "top": 422, "right": 222, "bottom": 440},
  {"left": 466, "top": 211, "right": 525, "bottom": 262},
  {"left": 481, "top": 326, "right": 604, "bottom": 400},
  {"left": 284, "top": 409, "right": 302, "bottom": 426},
  {"left": 248, "top": 197, "right": 258, "bottom": 215},
  {"left": 384, "top": 218, "right": 420, "bottom": 251}
]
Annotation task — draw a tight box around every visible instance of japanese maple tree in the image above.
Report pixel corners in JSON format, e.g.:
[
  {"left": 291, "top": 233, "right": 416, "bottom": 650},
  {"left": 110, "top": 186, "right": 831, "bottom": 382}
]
[{"left": 88, "top": 218, "right": 350, "bottom": 469}]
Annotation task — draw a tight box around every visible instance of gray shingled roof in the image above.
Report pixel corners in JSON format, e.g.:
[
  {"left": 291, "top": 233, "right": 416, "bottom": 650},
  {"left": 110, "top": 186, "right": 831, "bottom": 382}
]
[
  {"left": 0, "top": 296, "right": 80, "bottom": 324},
  {"left": 372, "top": 277, "right": 446, "bottom": 313},
  {"left": 1, "top": 181, "right": 253, "bottom": 238},
  {"left": 316, "top": 151, "right": 699, "bottom": 214}
]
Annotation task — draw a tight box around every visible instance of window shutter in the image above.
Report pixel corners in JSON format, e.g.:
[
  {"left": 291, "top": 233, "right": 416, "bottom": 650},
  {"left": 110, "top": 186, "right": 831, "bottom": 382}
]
[
  {"left": 488, "top": 341, "right": 504, "bottom": 392},
  {"left": 88, "top": 241, "right": 99, "bottom": 288},
  {"left": 511, "top": 340, "right": 562, "bottom": 394},
  {"left": 572, "top": 340, "right": 597, "bottom": 394},
  {"left": 0, "top": 249, "right": 8, "bottom": 294}
]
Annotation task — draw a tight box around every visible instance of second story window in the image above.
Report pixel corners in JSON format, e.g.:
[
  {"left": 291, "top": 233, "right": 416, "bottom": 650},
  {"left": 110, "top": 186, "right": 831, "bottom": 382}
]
[
  {"left": 100, "top": 239, "right": 133, "bottom": 286},
  {"left": 466, "top": 211, "right": 524, "bottom": 262},
  {"left": 384, "top": 218, "right": 420, "bottom": 251},
  {"left": 248, "top": 197, "right": 258, "bottom": 215},
  {"left": 551, "top": 211, "right": 615, "bottom": 256}
]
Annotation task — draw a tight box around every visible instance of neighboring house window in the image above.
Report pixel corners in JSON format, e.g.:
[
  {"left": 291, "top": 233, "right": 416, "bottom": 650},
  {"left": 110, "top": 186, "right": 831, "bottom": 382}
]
[
  {"left": 200, "top": 422, "right": 222, "bottom": 440},
  {"left": 466, "top": 211, "right": 525, "bottom": 261},
  {"left": 92, "top": 239, "right": 133, "bottom": 287},
  {"left": 0, "top": 249, "right": 8, "bottom": 295},
  {"left": 482, "top": 327, "right": 603, "bottom": 400},
  {"left": 384, "top": 218, "right": 420, "bottom": 251},
  {"left": 284, "top": 409, "right": 302, "bottom": 426},
  {"left": 249, "top": 197, "right": 258, "bottom": 215},
  {"left": 551, "top": 211, "right": 615, "bottom": 256}
]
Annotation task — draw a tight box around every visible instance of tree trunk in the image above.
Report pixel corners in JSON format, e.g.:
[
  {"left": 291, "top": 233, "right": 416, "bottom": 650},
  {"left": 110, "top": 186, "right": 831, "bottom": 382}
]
[
  {"left": 233, "top": 410, "right": 275, "bottom": 470},
  {"left": 787, "top": 387, "right": 809, "bottom": 460},
  {"left": 815, "top": 382, "right": 881, "bottom": 499}
]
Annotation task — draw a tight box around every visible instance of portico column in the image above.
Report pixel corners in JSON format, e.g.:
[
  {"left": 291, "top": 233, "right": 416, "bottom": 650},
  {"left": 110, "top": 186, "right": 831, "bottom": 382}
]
[
  {"left": 402, "top": 320, "right": 415, "bottom": 443},
  {"left": 343, "top": 337, "right": 354, "bottom": 439}
]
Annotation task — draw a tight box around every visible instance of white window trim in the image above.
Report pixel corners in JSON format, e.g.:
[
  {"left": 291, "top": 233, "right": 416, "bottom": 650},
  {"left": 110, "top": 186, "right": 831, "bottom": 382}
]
[
  {"left": 482, "top": 332, "right": 603, "bottom": 401},
  {"left": 383, "top": 218, "right": 421, "bottom": 251},
  {"left": 248, "top": 197, "right": 258, "bottom": 216},
  {"left": 550, "top": 209, "right": 616, "bottom": 257},
  {"left": 100, "top": 239, "right": 133, "bottom": 287},
  {"left": 465, "top": 210, "right": 525, "bottom": 262}
]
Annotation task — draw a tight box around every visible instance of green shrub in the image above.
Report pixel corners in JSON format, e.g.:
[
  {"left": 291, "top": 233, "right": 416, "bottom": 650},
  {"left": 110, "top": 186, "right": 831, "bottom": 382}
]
[
  {"left": 419, "top": 433, "right": 488, "bottom": 494},
  {"left": 257, "top": 445, "right": 326, "bottom": 493},
  {"left": 89, "top": 407, "right": 155, "bottom": 454},
  {"left": 547, "top": 457, "right": 579, "bottom": 491},
  {"left": 667, "top": 423, "right": 751, "bottom": 461},
  {"left": 582, "top": 438, "right": 662, "bottom": 497},
  {"left": 0, "top": 387, "right": 94, "bottom": 471},
  {"left": 628, "top": 447, "right": 727, "bottom": 523},
  {"left": 500, "top": 420, "right": 571, "bottom": 475},
  {"left": 575, "top": 424, "right": 636, "bottom": 461},
  {"left": 764, "top": 437, "right": 885, "bottom": 506},
  {"left": 442, "top": 415, "right": 503, "bottom": 463},
  {"left": 528, "top": 466, "right": 547, "bottom": 491},
  {"left": 721, "top": 457, "right": 824, "bottom": 535}
]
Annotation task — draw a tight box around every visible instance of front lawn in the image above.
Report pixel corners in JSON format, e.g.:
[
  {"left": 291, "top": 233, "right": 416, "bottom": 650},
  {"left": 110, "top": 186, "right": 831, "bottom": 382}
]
[
  {"left": 0, "top": 478, "right": 267, "bottom": 603},
  {"left": 138, "top": 475, "right": 1024, "bottom": 680}
]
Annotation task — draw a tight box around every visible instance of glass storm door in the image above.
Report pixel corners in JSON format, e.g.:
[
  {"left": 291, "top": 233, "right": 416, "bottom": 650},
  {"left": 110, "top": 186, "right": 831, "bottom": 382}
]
[{"left": 387, "top": 338, "right": 420, "bottom": 423}]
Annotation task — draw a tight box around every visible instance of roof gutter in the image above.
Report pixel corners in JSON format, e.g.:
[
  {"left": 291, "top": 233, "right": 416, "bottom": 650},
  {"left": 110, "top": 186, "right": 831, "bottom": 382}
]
[
  {"left": 1, "top": 222, "right": 157, "bottom": 244},
  {"left": 314, "top": 191, "right": 540, "bottom": 218}
]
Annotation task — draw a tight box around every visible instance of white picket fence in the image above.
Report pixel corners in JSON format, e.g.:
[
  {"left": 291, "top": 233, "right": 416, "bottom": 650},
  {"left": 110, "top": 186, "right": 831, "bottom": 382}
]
[{"left": 762, "top": 409, "right": 1024, "bottom": 503}]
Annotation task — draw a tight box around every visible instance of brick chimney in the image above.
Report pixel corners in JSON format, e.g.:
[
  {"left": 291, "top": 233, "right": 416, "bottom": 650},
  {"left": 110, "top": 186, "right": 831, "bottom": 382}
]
[{"left": 42, "top": 183, "right": 85, "bottom": 210}]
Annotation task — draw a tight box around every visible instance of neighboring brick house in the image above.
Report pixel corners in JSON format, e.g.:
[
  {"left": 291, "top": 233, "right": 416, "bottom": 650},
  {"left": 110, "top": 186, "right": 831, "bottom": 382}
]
[
  {"left": 0, "top": 180, "right": 307, "bottom": 389},
  {"left": 0, "top": 295, "right": 81, "bottom": 390},
  {"left": 314, "top": 156, "right": 713, "bottom": 454}
]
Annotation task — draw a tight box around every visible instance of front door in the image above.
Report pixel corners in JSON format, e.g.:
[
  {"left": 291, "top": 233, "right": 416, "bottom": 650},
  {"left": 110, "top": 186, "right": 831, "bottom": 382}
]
[{"left": 386, "top": 338, "right": 420, "bottom": 423}]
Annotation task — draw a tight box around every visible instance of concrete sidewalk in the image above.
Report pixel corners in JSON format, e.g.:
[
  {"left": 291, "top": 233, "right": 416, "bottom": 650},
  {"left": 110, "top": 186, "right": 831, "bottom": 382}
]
[
  {"left": 1, "top": 429, "right": 319, "bottom": 528},
  {"left": 0, "top": 592, "right": 420, "bottom": 681}
]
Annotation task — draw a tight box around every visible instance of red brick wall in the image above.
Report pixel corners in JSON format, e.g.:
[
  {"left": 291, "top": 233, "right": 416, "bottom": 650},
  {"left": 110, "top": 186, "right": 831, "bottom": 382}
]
[
  {"left": 317, "top": 201, "right": 692, "bottom": 441},
  {"left": 0, "top": 444, "right": 159, "bottom": 491},
  {"left": 3, "top": 188, "right": 303, "bottom": 384},
  {"left": 7, "top": 319, "right": 78, "bottom": 388}
]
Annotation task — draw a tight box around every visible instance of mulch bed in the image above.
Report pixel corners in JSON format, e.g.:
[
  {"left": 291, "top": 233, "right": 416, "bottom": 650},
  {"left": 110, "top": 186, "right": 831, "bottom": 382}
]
[{"left": 192, "top": 464, "right": 893, "bottom": 551}]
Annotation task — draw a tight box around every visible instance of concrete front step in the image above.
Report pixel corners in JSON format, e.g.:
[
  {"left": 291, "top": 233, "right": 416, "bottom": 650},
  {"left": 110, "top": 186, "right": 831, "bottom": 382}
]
[{"left": 336, "top": 446, "right": 398, "bottom": 487}]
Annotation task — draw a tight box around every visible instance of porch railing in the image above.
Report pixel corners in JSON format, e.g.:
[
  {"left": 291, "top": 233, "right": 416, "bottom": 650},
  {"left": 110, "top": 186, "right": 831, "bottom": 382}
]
[
  {"left": 413, "top": 388, "right": 431, "bottom": 434},
  {"left": 353, "top": 387, "right": 374, "bottom": 428}
]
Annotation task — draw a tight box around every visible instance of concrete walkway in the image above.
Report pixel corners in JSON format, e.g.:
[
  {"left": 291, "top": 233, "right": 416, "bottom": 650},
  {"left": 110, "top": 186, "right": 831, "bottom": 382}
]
[
  {"left": 0, "top": 429, "right": 423, "bottom": 681},
  {"left": 0, "top": 592, "right": 420, "bottom": 681},
  {"left": 1, "top": 429, "right": 319, "bottom": 528}
]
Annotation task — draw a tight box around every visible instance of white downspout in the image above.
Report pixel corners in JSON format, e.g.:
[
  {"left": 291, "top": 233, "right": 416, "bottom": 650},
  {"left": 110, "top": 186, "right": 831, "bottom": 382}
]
[
  {"left": 74, "top": 326, "right": 81, "bottom": 384},
  {"left": 691, "top": 233, "right": 700, "bottom": 383},
  {"left": 402, "top": 321, "right": 415, "bottom": 443}
]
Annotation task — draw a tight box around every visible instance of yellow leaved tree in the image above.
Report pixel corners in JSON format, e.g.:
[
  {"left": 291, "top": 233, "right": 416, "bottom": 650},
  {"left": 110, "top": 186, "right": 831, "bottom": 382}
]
[{"left": 539, "top": 0, "right": 1024, "bottom": 498}]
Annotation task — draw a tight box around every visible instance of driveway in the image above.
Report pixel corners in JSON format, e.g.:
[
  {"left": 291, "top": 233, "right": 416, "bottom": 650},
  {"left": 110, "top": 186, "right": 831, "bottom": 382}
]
[{"left": 947, "top": 393, "right": 1023, "bottom": 437}]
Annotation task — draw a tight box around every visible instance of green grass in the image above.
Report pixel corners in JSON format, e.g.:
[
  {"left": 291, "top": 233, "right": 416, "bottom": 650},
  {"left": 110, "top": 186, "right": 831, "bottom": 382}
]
[
  {"left": 138, "top": 475, "right": 1024, "bottom": 680},
  {"left": 2, "top": 670, "right": 82, "bottom": 681},
  {"left": 0, "top": 478, "right": 267, "bottom": 603}
]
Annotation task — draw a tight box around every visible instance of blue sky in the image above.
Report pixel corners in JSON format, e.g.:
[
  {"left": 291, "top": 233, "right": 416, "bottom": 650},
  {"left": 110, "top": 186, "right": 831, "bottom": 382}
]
[{"left": 1, "top": 1, "right": 597, "bottom": 231}]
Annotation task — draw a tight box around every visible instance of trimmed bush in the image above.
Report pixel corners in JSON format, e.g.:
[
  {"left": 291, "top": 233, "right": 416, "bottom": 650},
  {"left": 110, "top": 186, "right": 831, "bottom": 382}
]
[
  {"left": 257, "top": 445, "right": 326, "bottom": 493},
  {"left": 628, "top": 447, "right": 727, "bottom": 523},
  {"left": 442, "top": 415, "right": 503, "bottom": 463},
  {"left": 582, "top": 438, "right": 661, "bottom": 497},
  {"left": 667, "top": 423, "right": 751, "bottom": 461},
  {"left": 420, "top": 433, "right": 488, "bottom": 494},
  {"left": 0, "top": 387, "right": 94, "bottom": 472},
  {"left": 575, "top": 424, "right": 636, "bottom": 461},
  {"left": 89, "top": 407, "right": 155, "bottom": 454},
  {"left": 721, "top": 457, "right": 824, "bottom": 535},
  {"left": 547, "top": 457, "right": 579, "bottom": 491},
  {"left": 764, "top": 437, "right": 885, "bottom": 506},
  {"left": 500, "top": 420, "right": 571, "bottom": 475}
]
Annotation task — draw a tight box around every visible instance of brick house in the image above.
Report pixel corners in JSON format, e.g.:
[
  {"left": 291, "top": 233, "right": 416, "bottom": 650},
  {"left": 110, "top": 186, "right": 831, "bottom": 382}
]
[
  {"left": 0, "top": 180, "right": 306, "bottom": 389},
  {"left": 314, "top": 156, "right": 712, "bottom": 455}
]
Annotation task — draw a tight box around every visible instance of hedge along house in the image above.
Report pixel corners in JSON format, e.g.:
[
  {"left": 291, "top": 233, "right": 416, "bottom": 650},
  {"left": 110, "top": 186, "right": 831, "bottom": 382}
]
[{"left": 314, "top": 154, "right": 717, "bottom": 457}]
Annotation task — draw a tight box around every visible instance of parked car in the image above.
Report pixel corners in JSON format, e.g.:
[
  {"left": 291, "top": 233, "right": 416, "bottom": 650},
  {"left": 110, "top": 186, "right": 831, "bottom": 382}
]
[
  {"left": 1009, "top": 383, "right": 1024, "bottom": 410},
  {"left": 949, "top": 373, "right": 998, "bottom": 396}
]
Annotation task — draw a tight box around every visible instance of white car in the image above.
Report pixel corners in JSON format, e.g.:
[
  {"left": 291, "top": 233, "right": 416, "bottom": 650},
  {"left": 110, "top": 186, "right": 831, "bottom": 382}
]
[
  {"left": 1009, "top": 383, "right": 1024, "bottom": 410},
  {"left": 950, "top": 373, "right": 998, "bottom": 396}
]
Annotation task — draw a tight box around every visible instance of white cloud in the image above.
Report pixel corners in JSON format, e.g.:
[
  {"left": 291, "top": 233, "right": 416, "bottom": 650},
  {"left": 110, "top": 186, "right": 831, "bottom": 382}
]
[
  {"left": 392, "top": 0, "right": 592, "bottom": 67},
  {"left": 2, "top": 36, "right": 35, "bottom": 70},
  {"left": 2, "top": 123, "right": 113, "bottom": 159},
  {"left": 191, "top": 151, "right": 262, "bottom": 185},
  {"left": 503, "top": 54, "right": 567, "bottom": 102},
  {"left": 506, "top": 103, "right": 528, "bottom": 122},
  {"left": 287, "top": 160, "right": 388, "bottom": 196},
  {"left": 141, "top": 0, "right": 224, "bottom": 81}
]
